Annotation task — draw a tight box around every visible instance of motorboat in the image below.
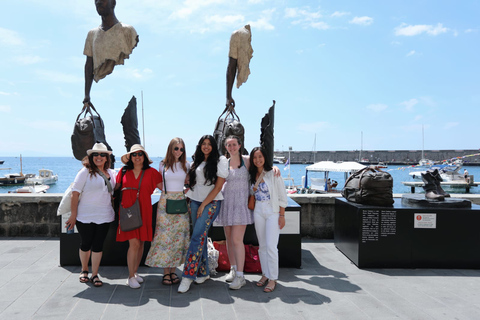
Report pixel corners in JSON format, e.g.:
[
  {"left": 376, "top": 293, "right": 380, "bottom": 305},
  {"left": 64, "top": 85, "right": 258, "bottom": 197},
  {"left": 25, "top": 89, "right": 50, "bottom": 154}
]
[
  {"left": 0, "top": 172, "right": 26, "bottom": 185},
  {"left": 0, "top": 160, "right": 4, "bottom": 165},
  {"left": 302, "top": 161, "right": 366, "bottom": 193},
  {"left": 9, "top": 185, "right": 50, "bottom": 193},
  {"left": 409, "top": 164, "right": 467, "bottom": 182},
  {"left": 273, "top": 156, "right": 286, "bottom": 164},
  {"left": 25, "top": 169, "right": 58, "bottom": 185}
]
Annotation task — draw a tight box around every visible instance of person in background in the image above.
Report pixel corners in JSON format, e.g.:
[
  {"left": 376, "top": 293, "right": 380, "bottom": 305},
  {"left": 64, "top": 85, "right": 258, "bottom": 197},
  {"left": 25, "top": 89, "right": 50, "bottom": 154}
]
[
  {"left": 249, "top": 147, "right": 288, "bottom": 293},
  {"left": 116, "top": 144, "right": 162, "bottom": 289},
  {"left": 66, "top": 143, "right": 116, "bottom": 287},
  {"left": 145, "top": 138, "right": 190, "bottom": 286},
  {"left": 464, "top": 169, "right": 470, "bottom": 183},
  {"left": 178, "top": 135, "right": 228, "bottom": 293}
]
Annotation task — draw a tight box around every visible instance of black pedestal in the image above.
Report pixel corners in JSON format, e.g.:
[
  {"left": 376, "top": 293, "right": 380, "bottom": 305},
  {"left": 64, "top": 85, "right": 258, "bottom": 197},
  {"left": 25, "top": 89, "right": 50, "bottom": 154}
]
[{"left": 335, "top": 198, "right": 480, "bottom": 268}]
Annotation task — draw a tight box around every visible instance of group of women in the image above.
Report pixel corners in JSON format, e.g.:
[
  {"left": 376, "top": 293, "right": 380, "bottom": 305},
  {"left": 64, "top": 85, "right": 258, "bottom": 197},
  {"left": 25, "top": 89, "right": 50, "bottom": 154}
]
[{"left": 67, "top": 134, "right": 288, "bottom": 293}]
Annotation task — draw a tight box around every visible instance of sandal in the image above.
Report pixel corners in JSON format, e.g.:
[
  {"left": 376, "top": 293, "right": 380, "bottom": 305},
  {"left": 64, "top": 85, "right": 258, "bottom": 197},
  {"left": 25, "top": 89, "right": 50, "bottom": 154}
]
[
  {"left": 170, "top": 273, "right": 180, "bottom": 284},
  {"left": 162, "top": 274, "right": 173, "bottom": 286},
  {"left": 256, "top": 276, "right": 269, "bottom": 287},
  {"left": 79, "top": 271, "right": 89, "bottom": 283},
  {"left": 264, "top": 280, "right": 276, "bottom": 293},
  {"left": 90, "top": 275, "right": 103, "bottom": 287}
]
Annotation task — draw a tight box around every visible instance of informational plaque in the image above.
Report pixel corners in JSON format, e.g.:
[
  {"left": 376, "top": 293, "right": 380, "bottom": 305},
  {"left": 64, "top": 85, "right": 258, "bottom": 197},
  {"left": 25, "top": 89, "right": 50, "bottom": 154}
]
[
  {"left": 380, "top": 210, "right": 397, "bottom": 237},
  {"left": 414, "top": 213, "right": 437, "bottom": 229},
  {"left": 362, "top": 210, "right": 379, "bottom": 243}
]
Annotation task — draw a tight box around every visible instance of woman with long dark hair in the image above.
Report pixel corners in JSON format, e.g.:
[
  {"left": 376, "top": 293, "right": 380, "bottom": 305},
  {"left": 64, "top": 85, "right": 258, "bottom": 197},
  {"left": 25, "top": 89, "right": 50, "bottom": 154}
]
[
  {"left": 145, "top": 138, "right": 190, "bottom": 286},
  {"left": 178, "top": 135, "right": 228, "bottom": 293},
  {"left": 248, "top": 147, "right": 288, "bottom": 293},
  {"left": 116, "top": 144, "right": 162, "bottom": 289},
  {"left": 67, "top": 143, "right": 116, "bottom": 287}
]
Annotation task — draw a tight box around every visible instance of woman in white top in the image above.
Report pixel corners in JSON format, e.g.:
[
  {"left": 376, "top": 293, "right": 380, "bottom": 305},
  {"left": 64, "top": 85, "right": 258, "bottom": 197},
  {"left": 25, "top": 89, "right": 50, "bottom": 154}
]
[
  {"left": 145, "top": 138, "right": 190, "bottom": 286},
  {"left": 66, "top": 143, "right": 116, "bottom": 287},
  {"left": 178, "top": 135, "right": 229, "bottom": 293},
  {"left": 249, "top": 147, "right": 288, "bottom": 293}
]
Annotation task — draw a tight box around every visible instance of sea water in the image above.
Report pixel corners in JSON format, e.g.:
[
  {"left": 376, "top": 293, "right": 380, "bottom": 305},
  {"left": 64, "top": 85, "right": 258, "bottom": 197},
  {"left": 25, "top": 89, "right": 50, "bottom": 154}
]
[{"left": 1, "top": 157, "right": 479, "bottom": 194}]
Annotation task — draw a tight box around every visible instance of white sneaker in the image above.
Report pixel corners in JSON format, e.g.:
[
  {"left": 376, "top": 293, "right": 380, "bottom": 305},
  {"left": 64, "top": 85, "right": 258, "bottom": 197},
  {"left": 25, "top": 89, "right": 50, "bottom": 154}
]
[
  {"left": 225, "top": 267, "right": 236, "bottom": 282},
  {"left": 126, "top": 277, "right": 141, "bottom": 289},
  {"left": 178, "top": 278, "right": 193, "bottom": 293},
  {"left": 229, "top": 275, "right": 246, "bottom": 290},
  {"left": 134, "top": 273, "right": 144, "bottom": 283},
  {"left": 194, "top": 275, "right": 210, "bottom": 284}
]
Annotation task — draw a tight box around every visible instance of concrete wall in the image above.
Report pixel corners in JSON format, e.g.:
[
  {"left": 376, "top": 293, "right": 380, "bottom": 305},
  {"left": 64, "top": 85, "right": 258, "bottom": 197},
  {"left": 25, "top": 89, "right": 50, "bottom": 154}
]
[
  {"left": 274, "top": 149, "right": 480, "bottom": 164},
  {"left": 1, "top": 193, "right": 480, "bottom": 239}
]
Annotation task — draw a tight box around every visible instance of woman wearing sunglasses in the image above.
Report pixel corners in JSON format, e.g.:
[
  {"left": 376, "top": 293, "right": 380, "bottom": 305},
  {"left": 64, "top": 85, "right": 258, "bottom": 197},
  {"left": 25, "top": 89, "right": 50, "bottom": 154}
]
[
  {"left": 67, "top": 143, "right": 116, "bottom": 287},
  {"left": 145, "top": 138, "right": 190, "bottom": 286},
  {"left": 178, "top": 135, "right": 229, "bottom": 293},
  {"left": 116, "top": 144, "right": 162, "bottom": 289}
]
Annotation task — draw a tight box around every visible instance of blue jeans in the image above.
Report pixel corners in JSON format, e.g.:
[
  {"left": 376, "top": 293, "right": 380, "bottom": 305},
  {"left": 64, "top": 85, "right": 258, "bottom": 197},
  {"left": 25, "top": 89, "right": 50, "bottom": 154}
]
[{"left": 182, "top": 199, "right": 221, "bottom": 279}]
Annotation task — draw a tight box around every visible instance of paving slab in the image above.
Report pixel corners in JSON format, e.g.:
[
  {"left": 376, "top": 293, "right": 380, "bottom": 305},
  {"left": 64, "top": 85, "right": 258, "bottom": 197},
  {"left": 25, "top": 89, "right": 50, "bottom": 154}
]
[{"left": 0, "top": 237, "right": 480, "bottom": 320}]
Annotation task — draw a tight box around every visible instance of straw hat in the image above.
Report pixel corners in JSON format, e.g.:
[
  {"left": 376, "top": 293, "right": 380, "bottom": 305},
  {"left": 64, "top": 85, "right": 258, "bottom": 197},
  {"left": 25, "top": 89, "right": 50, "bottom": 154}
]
[
  {"left": 86, "top": 143, "right": 112, "bottom": 156},
  {"left": 121, "top": 144, "right": 153, "bottom": 164}
]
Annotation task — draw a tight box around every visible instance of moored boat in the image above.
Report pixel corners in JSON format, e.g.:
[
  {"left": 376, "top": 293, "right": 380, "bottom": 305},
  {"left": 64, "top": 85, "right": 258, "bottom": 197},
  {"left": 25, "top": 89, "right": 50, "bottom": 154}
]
[
  {"left": 25, "top": 169, "right": 58, "bottom": 185},
  {"left": 8, "top": 185, "right": 50, "bottom": 193}
]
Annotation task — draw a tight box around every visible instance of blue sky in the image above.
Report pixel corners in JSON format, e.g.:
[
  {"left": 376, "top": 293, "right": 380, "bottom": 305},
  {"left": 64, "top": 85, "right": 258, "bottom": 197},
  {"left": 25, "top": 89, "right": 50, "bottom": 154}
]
[{"left": 1, "top": 0, "right": 479, "bottom": 157}]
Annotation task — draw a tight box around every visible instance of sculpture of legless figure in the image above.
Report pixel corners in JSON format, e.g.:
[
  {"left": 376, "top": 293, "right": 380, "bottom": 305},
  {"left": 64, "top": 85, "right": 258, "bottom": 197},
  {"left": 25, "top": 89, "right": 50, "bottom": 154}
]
[
  {"left": 83, "top": 0, "right": 139, "bottom": 104},
  {"left": 225, "top": 25, "right": 253, "bottom": 109}
]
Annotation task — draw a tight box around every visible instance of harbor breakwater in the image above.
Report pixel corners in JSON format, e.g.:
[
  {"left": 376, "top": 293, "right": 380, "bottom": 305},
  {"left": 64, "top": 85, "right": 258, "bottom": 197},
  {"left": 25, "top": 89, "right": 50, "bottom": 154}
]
[
  {"left": 274, "top": 149, "right": 480, "bottom": 165},
  {"left": 2, "top": 193, "right": 480, "bottom": 239}
]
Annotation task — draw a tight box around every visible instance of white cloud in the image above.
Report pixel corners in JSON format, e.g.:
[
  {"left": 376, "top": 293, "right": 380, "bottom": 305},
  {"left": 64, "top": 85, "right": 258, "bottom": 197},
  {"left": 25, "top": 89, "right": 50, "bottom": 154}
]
[
  {"left": 406, "top": 50, "right": 416, "bottom": 57},
  {"left": 114, "top": 68, "right": 154, "bottom": 81},
  {"left": 284, "top": 7, "right": 328, "bottom": 29},
  {"left": 395, "top": 23, "right": 448, "bottom": 36},
  {"left": 311, "top": 22, "right": 330, "bottom": 30},
  {"left": 331, "top": 11, "right": 350, "bottom": 18},
  {"left": 0, "top": 27, "right": 24, "bottom": 46},
  {"left": 205, "top": 14, "right": 244, "bottom": 25},
  {"left": 0, "top": 105, "right": 11, "bottom": 113},
  {"left": 349, "top": 16, "right": 373, "bottom": 26},
  {"left": 250, "top": 8, "right": 275, "bottom": 31},
  {"left": 465, "top": 29, "right": 477, "bottom": 33},
  {"left": 170, "top": 0, "right": 228, "bottom": 19},
  {"left": 35, "top": 70, "right": 83, "bottom": 83},
  {"left": 414, "top": 115, "right": 423, "bottom": 122},
  {"left": 13, "top": 55, "right": 44, "bottom": 65},
  {"left": 444, "top": 122, "right": 459, "bottom": 129},
  {"left": 366, "top": 103, "right": 387, "bottom": 112},
  {"left": 400, "top": 98, "right": 418, "bottom": 111}
]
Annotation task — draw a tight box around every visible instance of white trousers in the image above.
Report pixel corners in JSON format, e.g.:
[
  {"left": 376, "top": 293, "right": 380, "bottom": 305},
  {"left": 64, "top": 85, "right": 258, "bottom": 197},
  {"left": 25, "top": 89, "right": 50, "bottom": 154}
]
[{"left": 254, "top": 200, "right": 280, "bottom": 280}]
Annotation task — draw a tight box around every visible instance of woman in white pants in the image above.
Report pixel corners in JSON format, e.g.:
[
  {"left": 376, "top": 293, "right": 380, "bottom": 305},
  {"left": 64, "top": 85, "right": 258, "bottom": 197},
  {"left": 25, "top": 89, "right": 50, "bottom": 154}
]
[{"left": 248, "top": 147, "right": 288, "bottom": 293}]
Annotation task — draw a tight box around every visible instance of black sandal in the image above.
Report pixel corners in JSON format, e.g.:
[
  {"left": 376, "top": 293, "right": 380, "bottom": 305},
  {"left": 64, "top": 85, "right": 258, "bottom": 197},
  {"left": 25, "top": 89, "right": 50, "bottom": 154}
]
[
  {"left": 170, "top": 273, "right": 180, "bottom": 284},
  {"left": 162, "top": 274, "right": 172, "bottom": 286},
  {"left": 79, "top": 270, "right": 89, "bottom": 283},
  {"left": 90, "top": 275, "right": 103, "bottom": 287}
]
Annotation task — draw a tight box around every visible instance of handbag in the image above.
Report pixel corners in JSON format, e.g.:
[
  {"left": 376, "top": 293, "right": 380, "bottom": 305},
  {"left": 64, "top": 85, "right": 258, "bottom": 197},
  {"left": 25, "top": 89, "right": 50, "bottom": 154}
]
[
  {"left": 57, "top": 176, "right": 88, "bottom": 216},
  {"left": 119, "top": 170, "right": 145, "bottom": 232},
  {"left": 163, "top": 167, "right": 188, "bottom": 214},
  {"left": 249, "top": 171, "right": 266, "bottom": 211},
  {"left": 244, "top": 244, "right": 262, "bottom": 273},
  {"left": 213, "top": 240, "right": 231, "bottom": 272},
  {"left": 213, "top": 105, "right": 246, "bottom": 156},
  {"left": 71, "top": 102, "right": 113, "bottom": 161},
  {"left": 207, "top": 237, "right": 219, "bottom": 275},
  {"left": 341, "top": 166, "right": 394, "bottom": 206}
]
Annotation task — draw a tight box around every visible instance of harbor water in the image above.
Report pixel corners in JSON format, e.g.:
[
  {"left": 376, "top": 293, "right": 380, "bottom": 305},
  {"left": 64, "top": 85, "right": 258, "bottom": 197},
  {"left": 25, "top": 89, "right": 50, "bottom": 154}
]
[{"left": 1, "top": 157, "right": 480, "bottom": 194}]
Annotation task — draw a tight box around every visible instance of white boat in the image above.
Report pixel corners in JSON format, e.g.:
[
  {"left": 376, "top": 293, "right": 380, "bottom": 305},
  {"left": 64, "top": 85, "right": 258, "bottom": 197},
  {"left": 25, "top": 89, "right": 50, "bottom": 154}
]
[
  {"left": 273, "top": 156, "right": 286, "bottom": 164},
  {"left": 25, "top": 169, "right": 58, "bottom": 185},
  {"left": 8, "top": 185, "right": 50, "bottom": 193},
  {"left": 302, "top": 161, "right": 366, "bottom": 193},
  {"left": 409, "top": 164, "right": 467, "bottom": 182}
]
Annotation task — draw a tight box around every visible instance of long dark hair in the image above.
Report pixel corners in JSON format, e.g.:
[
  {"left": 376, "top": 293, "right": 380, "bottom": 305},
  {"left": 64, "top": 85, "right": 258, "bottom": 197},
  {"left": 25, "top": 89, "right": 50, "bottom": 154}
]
[
  {"left": 224, "top": 135, "right": 242, "bottom": 168},
  {"left": 188, "top": 135, "right": 220, "bottom": 189},
  {"left": 249, "top": 147, "right": 273, "bottom": 185},
  {"left": 82, "top": 154, "right": 111, "bottom": 176}
]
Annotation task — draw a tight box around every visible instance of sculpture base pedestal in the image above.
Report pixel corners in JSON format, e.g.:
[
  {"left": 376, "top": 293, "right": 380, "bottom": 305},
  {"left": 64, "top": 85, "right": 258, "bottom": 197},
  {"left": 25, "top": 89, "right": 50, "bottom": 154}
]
[{"left": 402, "top": 194, "right": 471, "bottom": 208}]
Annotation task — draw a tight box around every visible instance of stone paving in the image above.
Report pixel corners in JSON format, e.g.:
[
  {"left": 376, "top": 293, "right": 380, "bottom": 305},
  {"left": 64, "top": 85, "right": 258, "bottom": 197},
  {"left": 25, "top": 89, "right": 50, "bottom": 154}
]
[{"left": 1, "top": 237, "right": 480, "bottom": 320}]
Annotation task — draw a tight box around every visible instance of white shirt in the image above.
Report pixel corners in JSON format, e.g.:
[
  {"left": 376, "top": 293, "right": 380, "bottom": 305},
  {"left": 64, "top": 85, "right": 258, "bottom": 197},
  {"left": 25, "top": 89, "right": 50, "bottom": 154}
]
[
  {"left": 72, "top": 167, "right": 116, "bottom": 224},
  {"left": 160, "top": 161, "right": 190, "bottom": 193},
  {"left": 186, "top": 156, "right": 229, "bottom": 202}
]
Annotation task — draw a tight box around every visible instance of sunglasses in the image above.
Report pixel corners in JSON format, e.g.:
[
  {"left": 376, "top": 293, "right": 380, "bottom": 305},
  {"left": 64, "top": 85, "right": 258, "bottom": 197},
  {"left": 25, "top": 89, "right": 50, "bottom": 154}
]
[
  {"left": 131, "top": 152, "right": 144, "bottom": 157},
  {"left": 174, "top": 147, "right": 185, "bottom": 152},
  {"left": 92, "top": 152, "right": 108, "bottom": 157}
]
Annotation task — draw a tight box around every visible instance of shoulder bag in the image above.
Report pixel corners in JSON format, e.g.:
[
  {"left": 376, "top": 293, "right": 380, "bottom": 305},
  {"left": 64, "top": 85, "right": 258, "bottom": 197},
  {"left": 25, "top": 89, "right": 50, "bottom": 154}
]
[
  {"left": 119, "top": 170, "right": 144, "bottom": 232},
  {"left": 341, "top": 166, "right": 394, "bottom": 206},
  {"left": 248, "top": 171, "right": 265, "bottom": 210},
  {"left": 163, "top": 167, "right": 188, "bottom": 214}
]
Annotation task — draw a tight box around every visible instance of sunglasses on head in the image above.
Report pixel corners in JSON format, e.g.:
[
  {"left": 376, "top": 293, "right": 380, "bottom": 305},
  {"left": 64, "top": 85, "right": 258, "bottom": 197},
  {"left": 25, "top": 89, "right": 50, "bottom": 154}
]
[
  {"left": 174, "top": 147, "right": 185, "bottom": 152},
  {"left": 92, "top": 152, "right": 108, "bottom": 157},
  {"left": 131, "top": 152, "right": 144, "bottom": 157}
]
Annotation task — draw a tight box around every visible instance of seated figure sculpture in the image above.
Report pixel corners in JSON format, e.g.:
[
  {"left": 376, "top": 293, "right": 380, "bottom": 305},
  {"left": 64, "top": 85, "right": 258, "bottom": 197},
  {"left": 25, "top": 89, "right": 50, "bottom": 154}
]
[{"left": 83, "top": 0, "right": 139, "bottom": 104}]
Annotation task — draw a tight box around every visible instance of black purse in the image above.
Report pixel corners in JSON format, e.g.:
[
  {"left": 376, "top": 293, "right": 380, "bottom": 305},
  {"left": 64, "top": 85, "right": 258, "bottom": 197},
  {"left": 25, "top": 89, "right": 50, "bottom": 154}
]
[
  {"left": 119, "top": 170, "right": 144, "bottom": 232},
  {"left": 163, "top": 167, "right": 188, "bottom": 214}
]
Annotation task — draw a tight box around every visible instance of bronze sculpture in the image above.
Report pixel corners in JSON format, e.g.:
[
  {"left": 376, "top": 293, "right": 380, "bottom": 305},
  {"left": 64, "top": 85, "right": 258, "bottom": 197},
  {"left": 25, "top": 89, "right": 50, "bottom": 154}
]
[{"left": 83, "top": 0, "right": 139, "bottom": 105}]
